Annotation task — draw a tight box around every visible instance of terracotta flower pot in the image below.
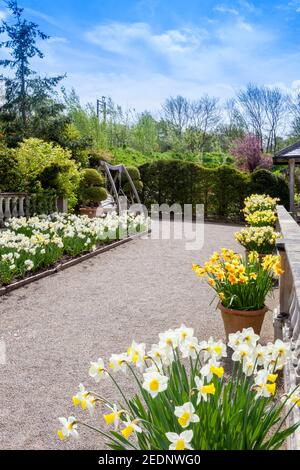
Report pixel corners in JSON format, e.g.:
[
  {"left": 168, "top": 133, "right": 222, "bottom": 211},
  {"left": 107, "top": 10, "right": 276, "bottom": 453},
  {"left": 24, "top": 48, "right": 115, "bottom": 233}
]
[
  {"left": 79, "top": 207, "right": 103, "bottom": 219},
  {"left": 218, "top": 303, "right": 268, "bottom": 339}
]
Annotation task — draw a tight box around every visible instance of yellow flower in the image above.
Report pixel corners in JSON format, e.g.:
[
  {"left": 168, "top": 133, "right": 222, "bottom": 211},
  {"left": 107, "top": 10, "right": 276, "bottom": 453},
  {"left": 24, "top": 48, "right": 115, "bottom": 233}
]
[
  {"left": 267, "top": 374, "right": 278, "bottom": 383},
  {"left": 208, "top": 278, "right": 216, "bottom": 287},
  {"left": 200, "top": 383, "right": 216, "bottom": 395},
  {"left": 219, "top": 292, "right": 225, "bottom": 302},
  {"left": 228, "top": 273, "right": 238, "bottom": 285},
  {"left": 210, "top": 365, "right": 224, "bottom": 378},
  {"left": 266, "top": 383, "right": 276, "bottom": 396},
  {"left": 238, "top": 274, "right": 249, "bottom": 284},
  {"left": 250, "top": 273, "right": 257, "bottom": 280}
]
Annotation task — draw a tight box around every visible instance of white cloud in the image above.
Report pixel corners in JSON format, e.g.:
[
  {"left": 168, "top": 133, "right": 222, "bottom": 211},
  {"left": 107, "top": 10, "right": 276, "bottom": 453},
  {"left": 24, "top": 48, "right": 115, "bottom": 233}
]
[
  {"left": 214, "top": 5, "right": 239, "bottom": 16},
  {"left": 0, "top": 9, "right": 7, "bottom": 21},
  {"left": 2, "top": 14, "right": 299, "bottom": 112}
]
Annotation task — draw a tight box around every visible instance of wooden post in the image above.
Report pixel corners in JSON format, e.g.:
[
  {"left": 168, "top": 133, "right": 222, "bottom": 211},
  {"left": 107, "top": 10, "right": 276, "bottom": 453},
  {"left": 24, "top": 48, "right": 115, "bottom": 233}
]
[{"left": 289, "top": 158, "right": 295, "bottom": 217}]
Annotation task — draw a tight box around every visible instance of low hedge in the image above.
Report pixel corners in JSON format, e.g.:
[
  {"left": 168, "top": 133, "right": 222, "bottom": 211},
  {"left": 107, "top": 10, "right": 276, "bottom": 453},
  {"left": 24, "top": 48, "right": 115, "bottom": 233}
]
[{"left": 139, "top": 160, "right": 289, "bottom": 220}]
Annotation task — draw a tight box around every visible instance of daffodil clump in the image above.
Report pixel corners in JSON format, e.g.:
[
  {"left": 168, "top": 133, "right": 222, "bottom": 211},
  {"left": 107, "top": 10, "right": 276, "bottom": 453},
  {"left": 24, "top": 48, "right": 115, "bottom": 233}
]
[
  {"left": 58, "top": 325, "right": 300, "bottom": 450},
  {"left": 245, "top": 210, "right": 277, "bottom": 227},
  {"left": 0, "top": 212, "right": 148, "bottom": 286},
  {"left": 243, "top": 194, "right": 279, "bottom": 216},
  {"left": 235, "top": 226, "right": 281, "bottom": 255},
  {"left": 193, "top": 249, "right": 283, "bottom": 311}
]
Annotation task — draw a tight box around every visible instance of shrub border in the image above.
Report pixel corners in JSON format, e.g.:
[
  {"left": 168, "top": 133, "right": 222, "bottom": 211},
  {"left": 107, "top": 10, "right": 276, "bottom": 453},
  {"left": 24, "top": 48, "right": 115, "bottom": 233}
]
[{"left": 0, "top": 229, "right": 150, "bottom": 297}]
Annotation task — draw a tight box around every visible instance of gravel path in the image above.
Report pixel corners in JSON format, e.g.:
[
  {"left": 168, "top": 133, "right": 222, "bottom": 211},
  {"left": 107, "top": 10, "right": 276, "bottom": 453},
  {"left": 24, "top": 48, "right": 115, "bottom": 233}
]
[{"left": 0, "top": 221, "right": 276, "bottom": 450}]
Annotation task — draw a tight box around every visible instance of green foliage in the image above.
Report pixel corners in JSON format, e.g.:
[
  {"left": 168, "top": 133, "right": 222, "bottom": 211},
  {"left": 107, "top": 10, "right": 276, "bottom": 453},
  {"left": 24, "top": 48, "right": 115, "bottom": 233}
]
[
  {"left": 249, "top": 169, "right": 289, "bottom": 207},
  {"left": 79, "top": 169, "right": 107, "bottom": 207},
  {"left": 0, "top": 1, "right": 65, "bottom": 145},
  {"left": 0, "top": 142, "right": 23, "bottom": 191},
  {"left": 139, "top": 160, "right": 287, "bottom": 220},
  {"left": 15, "top": 138, "right": 80, "bottom": 202}
]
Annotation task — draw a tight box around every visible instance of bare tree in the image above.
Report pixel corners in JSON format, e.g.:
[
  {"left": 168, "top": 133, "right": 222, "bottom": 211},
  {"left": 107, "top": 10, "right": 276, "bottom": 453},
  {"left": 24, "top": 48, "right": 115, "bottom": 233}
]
[
  {"left": 263, "top": 87, "right": 287, "bottom": 153},
  {"left": 235, "top": 83, "right": 287, "bottom": 154},
  {"left": 189, "top": 95, "right": 220, "bottom": 153},
  {"left": 162, "top": 95, "right": 190, "bottom": 138}
]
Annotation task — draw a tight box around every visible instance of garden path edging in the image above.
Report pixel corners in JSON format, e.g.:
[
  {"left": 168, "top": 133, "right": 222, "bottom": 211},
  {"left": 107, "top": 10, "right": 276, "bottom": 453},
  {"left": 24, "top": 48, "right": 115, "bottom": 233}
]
[{"left": 0, "top": 230, "right": 150, "bottom": 297}]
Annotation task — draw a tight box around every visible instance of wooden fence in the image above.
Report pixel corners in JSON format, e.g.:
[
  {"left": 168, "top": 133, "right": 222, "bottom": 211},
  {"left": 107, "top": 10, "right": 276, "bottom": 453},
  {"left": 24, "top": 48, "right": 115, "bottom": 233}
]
[{"left": 275, "top": 205, "right": 300, "bottom": 449}]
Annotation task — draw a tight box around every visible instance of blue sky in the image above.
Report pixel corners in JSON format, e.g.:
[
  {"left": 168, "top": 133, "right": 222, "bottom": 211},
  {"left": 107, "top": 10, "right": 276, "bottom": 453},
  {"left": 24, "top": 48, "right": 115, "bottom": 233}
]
[{"left": 1, "top": 0, "right": 300, "bottom": 111}]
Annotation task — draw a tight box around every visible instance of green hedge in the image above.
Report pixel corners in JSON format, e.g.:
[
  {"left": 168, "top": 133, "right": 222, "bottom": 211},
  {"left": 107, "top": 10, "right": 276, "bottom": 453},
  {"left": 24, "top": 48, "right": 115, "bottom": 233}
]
[{"left": 139, "top": 160, "right": 289, "bottom": 220}]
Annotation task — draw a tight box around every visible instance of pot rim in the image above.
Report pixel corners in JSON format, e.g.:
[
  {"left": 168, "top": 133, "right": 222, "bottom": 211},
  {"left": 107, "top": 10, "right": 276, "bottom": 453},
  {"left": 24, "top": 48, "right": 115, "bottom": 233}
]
[{"left": 218, "top": 302, "right": 269, "bottom": 316}]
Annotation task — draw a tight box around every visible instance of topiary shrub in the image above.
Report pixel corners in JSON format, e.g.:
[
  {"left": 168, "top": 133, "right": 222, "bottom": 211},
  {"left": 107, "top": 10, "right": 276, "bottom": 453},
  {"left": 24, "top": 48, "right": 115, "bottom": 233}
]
[
  {"left": 249, "top": 169, "right": 289, "bottom": 208},
  {"left": 79, "top": 169, "right": 107, "bottom": 207},
  {"left": 122, "top": 165, "right": 143, "bottom": 200},
  {"left": 0, "top": 143, "right": 23, "bottom": 192}
]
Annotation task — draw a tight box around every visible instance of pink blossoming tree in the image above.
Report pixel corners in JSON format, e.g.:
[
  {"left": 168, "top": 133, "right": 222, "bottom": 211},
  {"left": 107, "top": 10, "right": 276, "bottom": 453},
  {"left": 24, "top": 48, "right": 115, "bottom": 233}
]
[{"left": 230, "top": 134, "right": 272, "bottom": 172}]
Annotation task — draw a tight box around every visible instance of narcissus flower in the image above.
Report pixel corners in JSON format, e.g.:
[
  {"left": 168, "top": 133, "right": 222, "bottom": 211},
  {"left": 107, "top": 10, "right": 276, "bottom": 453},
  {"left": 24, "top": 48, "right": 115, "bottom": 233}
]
[
  {"left": 127, "top": 341, "right": 146, "bottom": 369},
  {"left": 103, "top": 404, "right": 123, "bottom": 430},
  {"left": 159, "top": 329, "right": 179, "bottom": 349},
  {"left": 142, "top": 371, "right": 169, "bottom": 398},
  {"left": 194, "top": 376, "right": 216, "bottom": 403},
  {"left": 180, "top": 337, "right": 200, "bottom": 359},
  {"left": 200, "top": 359, "right": 224, "bottom": 381},
  {"left": 89, "top": 358, "right": 108, "bottom": 382},
  {"left": 175, "top": 324, "right": 194, "bottom": 344},
  {"left": 284, "top": 387, "right": 300, "bottom": 408},
  {"left": 109, "top": 353, "right": 129, "bottom": 373},
  {"left": 174, "top": 402, "right": 199, "bottom": 428},
  {"left": 57, "top": 416, "right": 78, "bottom": 440},
  {"left": 121, "top": 419, "right": 142, "bottom": 439},
  {"left": 232, "top": 344, "right": 252, "bottom": 363},
  {"left": 72, "top": 384, "right": 96, "bottom": 416},
  {"left": 240, "top": 328, "right": 259, "bottom": 348},
  {"left": 166, "top": 430, "right": 194, "bottom": 450}
]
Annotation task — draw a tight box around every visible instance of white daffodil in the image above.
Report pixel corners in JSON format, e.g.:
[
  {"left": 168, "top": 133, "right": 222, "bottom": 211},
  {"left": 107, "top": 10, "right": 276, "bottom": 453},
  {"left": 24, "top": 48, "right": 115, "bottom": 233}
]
[
  {"left": 179, "top": 336, "right": 200, "bottom": 359},
  {"left": 253, "top": 369, "right": 277, "bottom": 399},
  {"left": 240, "top": 328, "right": 260, "bottom": 348},
  {"left": 108, "top": 353, "right": 129, "bottom": 373},
  {"left": 194, "top": 376, "right": 216, "bottom": 403},
  {"left": 210, "top": 340, "right": 227, "bottom": 360},
  {"left": 57, "top": 416, "right": 78, "bottom": 440},
  {"left": 254, "top": 344, "right": 269, "bottom": 366},
  {"left": 174, "top": 402, "right": 200, "bottom": 428},
  {"left": 228, "top": 331, "right": 243, "bottom": 351},
  {"left": 72, "top": 384, "right": 96, "bottom": 416},
  {"left": 147, "top": 343, "right": 169, "bottom": 366},
  {"left": 284, "top": 387, "right": 300, "bottom": 408},
  {"left": 103, "top": 404, "right": 123, "bottom": 430},
  {"left": 142, "top": 371, "right": 169, "bottom": 398},
  {"left": 242, "top": 356, "right": 256, "bottom": 376},
  {"left": 166, "top": 430, "right": 194, "bottom": 450},
  {"left": 175, "top": 324, "right": 194, "bottom": 344},
  {"left": 199, "top": 337, "right": 226, "bottom": 361},
  {"left": 200, "top": 358, "right": 224, "bottom": 382},
  {"left": 271, "top": 339, "right": 291, "bottom": 366},
  {"left": 121, "top": 418, "right": 142, "bottom": 440},
  {"left": 88, "top": 358, "right": 108, "bottom": 383},
  {"left": 159, "top": 329, "right": 179, "bottom": 350},
  {"left": 127, "top": 341, "right": 146, "bottom": 369},
  {"left": 231, "top": 344, "right": 252, "bottom": 363}
]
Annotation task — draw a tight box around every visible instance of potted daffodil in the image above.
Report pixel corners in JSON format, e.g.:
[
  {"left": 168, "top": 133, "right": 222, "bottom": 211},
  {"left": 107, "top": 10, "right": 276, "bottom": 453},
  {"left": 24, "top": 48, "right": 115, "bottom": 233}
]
[{"left": 193, "top": 249, "right": 284, "bottom": 337}]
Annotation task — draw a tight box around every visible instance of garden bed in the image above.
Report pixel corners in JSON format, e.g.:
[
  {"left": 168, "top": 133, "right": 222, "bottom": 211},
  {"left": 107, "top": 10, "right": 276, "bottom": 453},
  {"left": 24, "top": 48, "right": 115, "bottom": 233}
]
[{"left": 0, "top": 212, "right": 149, "bottom": 296}]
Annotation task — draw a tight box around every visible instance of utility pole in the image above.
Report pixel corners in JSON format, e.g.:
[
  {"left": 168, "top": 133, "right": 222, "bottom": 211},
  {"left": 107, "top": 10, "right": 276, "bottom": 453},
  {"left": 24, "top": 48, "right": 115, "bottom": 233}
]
[{"left": 96, "top": 96, "right": 107, "bottom": 124}]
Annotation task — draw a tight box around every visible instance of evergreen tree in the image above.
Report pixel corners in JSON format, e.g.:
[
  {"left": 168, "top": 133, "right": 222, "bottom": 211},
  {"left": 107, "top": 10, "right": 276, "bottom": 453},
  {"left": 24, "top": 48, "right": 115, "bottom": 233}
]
[{"left": 0, "top": 0, "right": 65, "bottom": 145}]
